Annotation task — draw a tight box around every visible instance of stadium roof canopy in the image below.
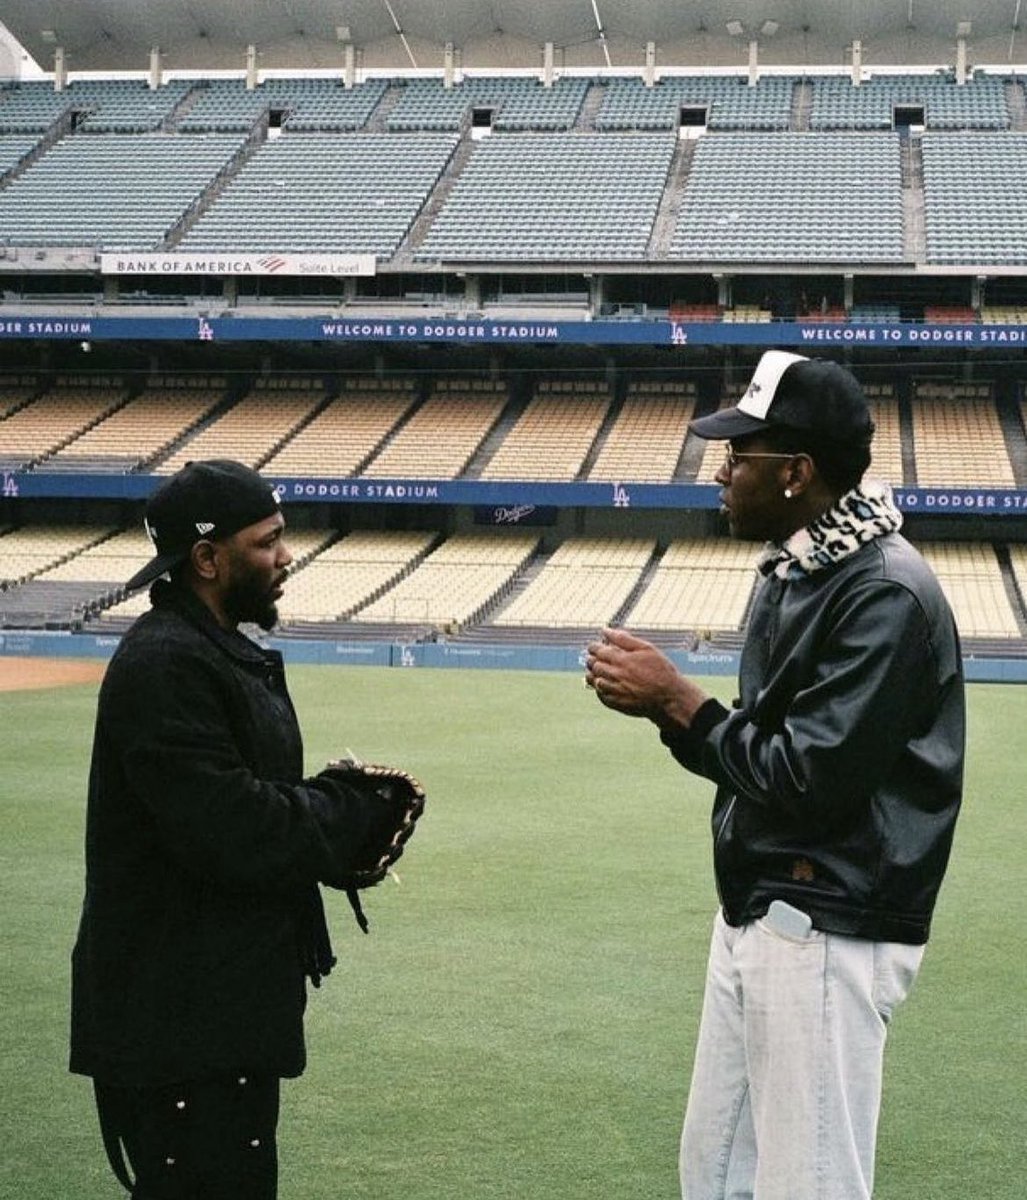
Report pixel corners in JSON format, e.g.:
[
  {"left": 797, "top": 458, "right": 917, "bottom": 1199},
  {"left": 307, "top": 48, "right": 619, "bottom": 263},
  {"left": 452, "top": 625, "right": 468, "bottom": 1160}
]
[{"left": 1, "top": 1, "right": 1025, "bottom": 76}]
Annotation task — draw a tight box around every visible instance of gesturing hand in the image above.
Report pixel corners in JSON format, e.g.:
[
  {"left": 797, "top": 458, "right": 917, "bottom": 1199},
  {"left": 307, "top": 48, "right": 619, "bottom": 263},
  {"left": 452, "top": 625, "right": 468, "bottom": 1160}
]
[{"left": 584, "top": 627, "right": 710, "bottom": 732}]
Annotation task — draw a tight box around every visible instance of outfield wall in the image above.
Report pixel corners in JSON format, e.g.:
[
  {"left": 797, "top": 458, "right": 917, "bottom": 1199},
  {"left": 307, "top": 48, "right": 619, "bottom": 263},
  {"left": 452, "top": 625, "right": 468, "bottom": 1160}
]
[{"left": 0, "top": 629, "right": 1023, "bottom": 683}]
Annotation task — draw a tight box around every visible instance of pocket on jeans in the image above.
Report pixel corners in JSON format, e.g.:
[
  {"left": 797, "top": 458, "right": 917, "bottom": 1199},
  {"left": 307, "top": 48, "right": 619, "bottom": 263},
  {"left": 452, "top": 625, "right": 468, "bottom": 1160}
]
[
  {"left": 872, "top": 942, "right": 925, "bottom": 1023},
  {"left": 756, "top": 899, "right": 822, "bottom": 946}
]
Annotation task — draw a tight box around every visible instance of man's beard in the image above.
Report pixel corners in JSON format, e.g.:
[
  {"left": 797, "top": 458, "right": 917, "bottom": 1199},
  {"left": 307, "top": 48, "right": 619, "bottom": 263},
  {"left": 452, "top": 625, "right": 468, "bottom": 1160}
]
[{"left": 223, "top": 571, "right": 281, "bottom": 631}]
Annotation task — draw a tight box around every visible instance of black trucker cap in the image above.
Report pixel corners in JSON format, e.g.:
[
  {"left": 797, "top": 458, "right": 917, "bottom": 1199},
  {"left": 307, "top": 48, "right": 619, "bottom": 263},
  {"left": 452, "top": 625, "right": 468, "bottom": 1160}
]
[
  {"left": 124, "top": 459, "right": 282, "bottom": 592},
  {"left": 689, "top": 351, "right": 873, "bottom": 445}
]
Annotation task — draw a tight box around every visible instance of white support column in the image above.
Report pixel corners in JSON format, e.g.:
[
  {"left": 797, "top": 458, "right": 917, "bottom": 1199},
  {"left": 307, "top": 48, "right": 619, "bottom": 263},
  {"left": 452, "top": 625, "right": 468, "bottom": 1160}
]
[
  {"left": 444, "top": 41, "right": 455, "bottom": 89},
  {"left": 245, "top": 44, "right": 258, "bottom": 91},
  {"left": 851, "top": 40, "right": 862, "bottom": 86},
  {"left": 644, "top": 41, "right": 656, "bottom": 88},
  {"left": 463, "top": 273, "right": 481, "bottom": 310},
  {"left": 971, "top": 275, "right": 984, "bottom": 309},
  {"left": 956, "top": 36, "right": 968, "bottom": 84},
  {"left": 343, "top": 43, "right": 356, "bottom": 89},
  {"left": 149, "top": 46, "right": 162, "bottom": 90},
  {"left": 588, "top": 274, "right": 604, "bottom": 317},
  {"left": 53, "top": 47, "right": 67, "bottom": 92},
  {"left": 844, "top": 274, "right": 854, "bottom": 313},
  {"left": 747, "top": 39, "right": 758, "bottom": 86},
  {"left": 542, "top": 41, "right": 555, "bottom": 88}
]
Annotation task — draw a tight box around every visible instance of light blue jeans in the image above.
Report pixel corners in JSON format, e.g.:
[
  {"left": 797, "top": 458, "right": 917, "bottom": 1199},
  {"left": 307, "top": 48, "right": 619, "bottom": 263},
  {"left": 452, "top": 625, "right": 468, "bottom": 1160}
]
[{"left": 680, "top": 907, "right": 924, "bottom": 1200}]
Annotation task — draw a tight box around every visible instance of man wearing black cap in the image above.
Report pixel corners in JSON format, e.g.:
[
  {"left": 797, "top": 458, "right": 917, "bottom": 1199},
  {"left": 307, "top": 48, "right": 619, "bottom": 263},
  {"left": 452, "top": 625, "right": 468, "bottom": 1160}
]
[
  {"left": 71, "top": 460, "right": 408, "bottom": 1198},
  {"left": 585, "top": 353, "right": 965, "bottom": 1200}
]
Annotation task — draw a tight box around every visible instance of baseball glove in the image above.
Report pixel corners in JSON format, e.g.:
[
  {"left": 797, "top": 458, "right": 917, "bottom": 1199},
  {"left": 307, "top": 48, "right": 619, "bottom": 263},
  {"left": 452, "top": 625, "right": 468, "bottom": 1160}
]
[{"left": 319, "top": 756, "right": 426, "bottom": 932}]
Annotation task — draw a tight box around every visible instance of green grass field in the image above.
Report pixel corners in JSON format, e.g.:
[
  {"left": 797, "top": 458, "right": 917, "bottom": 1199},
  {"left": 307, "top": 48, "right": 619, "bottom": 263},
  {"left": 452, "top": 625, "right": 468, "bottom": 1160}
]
[{"left": 1, "top": 665, "right": 1024, "bottom": 1199}]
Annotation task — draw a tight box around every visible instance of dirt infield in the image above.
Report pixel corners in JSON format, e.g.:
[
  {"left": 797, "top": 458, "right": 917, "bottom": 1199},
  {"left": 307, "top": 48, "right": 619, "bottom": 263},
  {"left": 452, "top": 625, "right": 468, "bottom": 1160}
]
[{"left": 0, "top": 656, "right": 107, "bottom": 693}]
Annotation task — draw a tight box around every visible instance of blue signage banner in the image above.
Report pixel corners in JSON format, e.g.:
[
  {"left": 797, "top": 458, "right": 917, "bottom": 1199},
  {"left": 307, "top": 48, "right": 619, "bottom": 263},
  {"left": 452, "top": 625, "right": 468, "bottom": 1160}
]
[
  {"left": 3, "top": 313, "right": 1027, "bottom": 348},
  {"left": 473, "top": 504, "right": 559, "bottom": 526},
  {"left": 4, "top": 471, "right": 1026, "bottom": 515}
]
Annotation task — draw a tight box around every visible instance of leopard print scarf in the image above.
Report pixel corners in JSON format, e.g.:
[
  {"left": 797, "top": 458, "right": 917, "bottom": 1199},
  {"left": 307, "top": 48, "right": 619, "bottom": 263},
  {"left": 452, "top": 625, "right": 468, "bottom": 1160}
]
[{"left": 760, "top": 481, "right": 903, "bottom": 580}]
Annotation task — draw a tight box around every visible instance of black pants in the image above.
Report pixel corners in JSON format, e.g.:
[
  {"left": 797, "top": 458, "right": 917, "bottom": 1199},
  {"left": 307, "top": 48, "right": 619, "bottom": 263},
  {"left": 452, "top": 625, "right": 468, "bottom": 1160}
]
[{"left": 94, "top": 1075, "right": 280, "bottom": 1200}]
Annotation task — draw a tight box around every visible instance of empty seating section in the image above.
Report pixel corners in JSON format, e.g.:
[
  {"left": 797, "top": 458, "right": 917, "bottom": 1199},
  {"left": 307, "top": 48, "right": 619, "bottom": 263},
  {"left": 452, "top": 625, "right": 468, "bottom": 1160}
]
[
  {"left": 177, "top": 81, "right": 273, "bottom": 132},
  {"left": 915, "top": 541, "right": 1020, "bottom": 638},
  {"left": 157, "top": 381, "right": 325, "bottom": 473},
  {"left": 722, "top": 306, "right": 772, "bottom": 322},
  {"left": 178, "top": 132, "right": 457, "bottom": 256},
  {"left": 388, "top": 77, "right": 589, "bottom": 131},
  {"left": 672, "top": 133, "right": 904, "bottom": 263},
  {"left": 0, "top": 524, "right": 113, "bottom": 585},
  {"left": 849, "top": 304, "right": 902, "bottom": 323},
  {"left": 981, "top": 305, "right": 1027, "bottom": 323},
  {"left": 178, "top": 78, "right": 388, "bottom": 133},
  {"left": 0, "top": 81, "right": 73, "bottom": 132},
  {"left": 597, "top": 76, "right": 794, "bottom": 132},
  {"left": 353, "top": 532, "right": 538, "bottom": 627},
  {"left": 36, "top": 527, "right": 153, "bottom": 582},
  {"left": 910, "top": 382, "right": 1013, "bottom": 487},
  {"left": 363, "top": 380, "right": 506, "bottom": 478},
  {"left": 482, "top": 381, "right": 608, "bottom": 481},
  {"left": 263, "top": 378, "right": 417, "bottom": 476},
  {"left": 46, "top": 380, "right": 225, "bottom": 472},
  {"left": 273, "top": 79, "right": 388, "bottom": 132},
  {"left": 865, "top": 386, "right": 903, "bottom": 485},
  {"left": 0, "top": 375, "right": 39, "bottom": 419},
  {"left": 65, "top": 79, "right": 194, "bottom": 132},
  {"left": 668, "top": 303, "right": 722, "bottom": 322},
  {"left": 923, "top": 133, "right": 1027, "bottom": 265},
  {"left": 493, "top": 537, "right": 653, "bottom": 628},
  {"left": 416, "top": 133, "right": 675, "bottom": 262},
  {"left": 625, "top": 538, "right": 761, "bottom": 631},
  {"left": 588, "top": 382, "right": 695, "bottom": 482},
  {"left": 0, "top": 80, "right": 195, "bottom": 133},
  {"left": 0, "top": 132, "right": 244, "bottom": 249},
  {"left": 810, "top": 74, "right": 1009, "bottom": 131},
  {"left": 0, "top": 380, "right": 128, "bottom": 470},
  {"left": 0, "top": 134, "right": 40, "bottom": 175},
  {"left": 276, "top": 530, "right": 436, "bottom": 622}
]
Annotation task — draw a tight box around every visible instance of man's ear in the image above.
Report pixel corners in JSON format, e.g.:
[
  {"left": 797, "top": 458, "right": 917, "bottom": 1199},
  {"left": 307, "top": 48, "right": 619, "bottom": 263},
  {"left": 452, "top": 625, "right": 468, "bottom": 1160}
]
[
  {"left": 785, "top": 453, "right": 815, "bottom": 497},
  {"left": 189, "top": 539, "right": 219, "bottom": 581}
]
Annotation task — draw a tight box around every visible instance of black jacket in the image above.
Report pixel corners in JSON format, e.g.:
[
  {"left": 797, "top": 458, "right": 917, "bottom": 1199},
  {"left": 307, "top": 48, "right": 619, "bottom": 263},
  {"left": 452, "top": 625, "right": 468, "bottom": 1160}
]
[
  {"left": 71, "top": 581, "right": 387, "bottom": 1087},
  {"left": 664, "top": 532, "right": 965, "bottom": 945}
]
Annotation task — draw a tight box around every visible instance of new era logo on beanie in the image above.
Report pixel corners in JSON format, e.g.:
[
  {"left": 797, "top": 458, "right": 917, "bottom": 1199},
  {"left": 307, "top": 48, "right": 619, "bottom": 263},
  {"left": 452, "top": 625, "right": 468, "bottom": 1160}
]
[
  {"left": 689, "top": 351, "right": 873, "bottom": 446},
  {"left": 125, "top": 460, "right": 282, "bottom": 592}
]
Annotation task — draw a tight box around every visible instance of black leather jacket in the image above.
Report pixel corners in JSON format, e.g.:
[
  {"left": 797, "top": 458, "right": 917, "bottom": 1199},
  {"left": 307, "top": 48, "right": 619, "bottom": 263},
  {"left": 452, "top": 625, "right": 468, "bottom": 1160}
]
[
  {"left": 664, "top": 532, "right": 965, "bottom": 945},
  {"left": 71, "top": 581, "right": 391, "bottom": 1087}
]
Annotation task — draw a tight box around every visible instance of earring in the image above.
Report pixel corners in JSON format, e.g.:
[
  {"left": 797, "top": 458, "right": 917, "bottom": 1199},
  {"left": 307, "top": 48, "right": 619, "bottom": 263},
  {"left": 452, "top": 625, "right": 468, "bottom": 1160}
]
[{"left": 784, "top": 488, "right": 793, "bottom": 499}]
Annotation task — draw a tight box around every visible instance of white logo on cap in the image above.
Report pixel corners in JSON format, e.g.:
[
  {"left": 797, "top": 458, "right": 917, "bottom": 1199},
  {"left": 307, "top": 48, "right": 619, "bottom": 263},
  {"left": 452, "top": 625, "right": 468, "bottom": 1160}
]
[
  {"left": 196, "top": 522, "right": 215, "bottom": 535},
  {"left": 738, "top": 351, "right": 809, "bottom": 420}
]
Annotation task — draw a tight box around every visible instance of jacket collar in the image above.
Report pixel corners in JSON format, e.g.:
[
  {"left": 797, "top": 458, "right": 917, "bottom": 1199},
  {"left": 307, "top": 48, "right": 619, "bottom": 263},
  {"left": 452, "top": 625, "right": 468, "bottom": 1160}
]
[
  {"left": 149, "top": 578, "right": 272, "bottom": 665},
  {"left": 759, "top": 480, "right": 903, "bottom": 580}
]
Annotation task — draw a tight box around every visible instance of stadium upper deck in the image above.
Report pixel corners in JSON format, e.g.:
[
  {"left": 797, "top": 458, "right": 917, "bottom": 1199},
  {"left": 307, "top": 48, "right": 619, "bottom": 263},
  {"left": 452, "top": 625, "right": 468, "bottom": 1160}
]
[{"left": 0, "top": 72, "right": 1026, "bottom": 278}]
